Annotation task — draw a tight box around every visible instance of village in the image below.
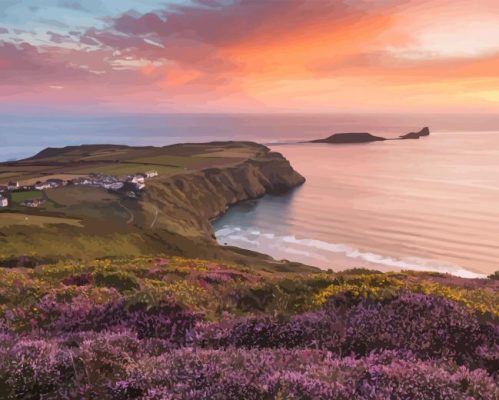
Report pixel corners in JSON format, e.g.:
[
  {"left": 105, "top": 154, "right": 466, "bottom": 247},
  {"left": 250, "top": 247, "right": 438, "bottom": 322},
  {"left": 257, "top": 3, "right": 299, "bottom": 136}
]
[{"left": 0, "top": 170, "right": 159, "bottom": 208}]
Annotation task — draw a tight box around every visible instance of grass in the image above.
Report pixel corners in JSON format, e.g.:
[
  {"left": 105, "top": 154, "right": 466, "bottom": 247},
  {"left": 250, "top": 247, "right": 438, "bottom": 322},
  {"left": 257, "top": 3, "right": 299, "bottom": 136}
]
[
  {"left": 71, "top": 162, "right": 181, "bottom": 177},
  {"left": 0, "top": 222, "right": 160, "bottom": 261},
  {"left": 18, "top": 174, "right": 85, "bottom": 186},
  {"left": 42, "top": 186, "right": 131, "bottom": 222},
  {"left": 45, "top": 186, "right": 118, "bottom": 207},
  {"left": 9, "top": 191, "right": 43, "bottom": 203},
  {"left": 0, "top": 212, "right": 82, "bottom": 228},
  {"left": 130, "top": 155, "right": 244, "bottom": 169},
  {"left": 0, "top": 142, "right": 262, "bottom": 185},
  {"left": 0, "top": 172, "right": 18, "bottom": 181}
]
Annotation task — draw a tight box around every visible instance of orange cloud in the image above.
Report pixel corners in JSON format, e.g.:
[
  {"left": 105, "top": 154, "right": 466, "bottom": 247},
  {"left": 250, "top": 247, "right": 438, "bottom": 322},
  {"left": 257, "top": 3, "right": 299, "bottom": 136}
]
[{"left": 1, "top": 0, "right": 498, "bottom": 113}]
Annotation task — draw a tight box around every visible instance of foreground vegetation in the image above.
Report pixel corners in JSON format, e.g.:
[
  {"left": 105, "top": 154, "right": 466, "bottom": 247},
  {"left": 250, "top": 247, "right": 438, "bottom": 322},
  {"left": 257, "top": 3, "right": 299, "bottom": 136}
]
[{"left": 0, "top": 257, "right": 497, "bottom": 399}]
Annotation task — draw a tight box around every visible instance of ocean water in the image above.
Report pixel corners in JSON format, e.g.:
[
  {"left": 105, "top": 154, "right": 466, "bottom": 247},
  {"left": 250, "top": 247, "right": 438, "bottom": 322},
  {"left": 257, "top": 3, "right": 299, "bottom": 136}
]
[
  {"left": 214, "top": 132, "right": 499, "bottom": 278},
  {"left": 1, "top": 112, "right": 499, "bottom": 161},
  {"left": 1, "top": 113, "right": 498, "bottom": 277}
]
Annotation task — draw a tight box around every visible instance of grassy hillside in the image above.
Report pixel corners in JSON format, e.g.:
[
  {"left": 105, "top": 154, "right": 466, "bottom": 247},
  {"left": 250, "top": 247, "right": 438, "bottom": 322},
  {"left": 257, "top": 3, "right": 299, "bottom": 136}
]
[
  {"left": 0, "top": 257, "right": 497, "bottom": 398},
  {"left": 0, "top": 142, "right": 307, "bottom": 270},
  {"left": 0, "top": 142, "right": 267, "bottom": 185}
]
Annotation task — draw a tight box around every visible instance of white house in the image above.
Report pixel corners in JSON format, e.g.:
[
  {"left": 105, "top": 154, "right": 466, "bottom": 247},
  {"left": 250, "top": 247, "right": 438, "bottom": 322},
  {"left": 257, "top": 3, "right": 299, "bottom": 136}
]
[
  {"left": 34, "top": 183, "right": 51, "bottom": 190},
  {"left": 103, "top": 182, "right": 124, "bottom": 190},
  {"left": 135, "top": 182, "right": 146, "bottom": 190},
  {"left": 0, "top": 196, "right": 8, "bottom": 207},
  {"left": 21, "top": 198, "right": 45, "bottom": 208},
  {"left": 7, "top": 181, "right": 19, "bottom": 190},
  {"left": 145, "top": 170, "right": 158, "bottom": 178},
  {"left": 131, "top": 175, "right": 145, "bottom": 184}
]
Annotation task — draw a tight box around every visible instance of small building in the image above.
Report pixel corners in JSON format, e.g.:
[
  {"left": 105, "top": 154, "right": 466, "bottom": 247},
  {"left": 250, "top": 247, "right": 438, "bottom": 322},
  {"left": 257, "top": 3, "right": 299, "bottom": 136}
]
[
  {"left": 21, "top": 198, "right": 46, "bottom": 208},
  {"left": 0, "top": 195, "right": 8, "bottom": 207},
  {"left": 145, "top": 170, "right": 158, "bottom": 178},
  {"left": 7, "top": 181, "right": 19, "bottom": 190},
  {"left": 34, "top": 182, "right": 51, "bottom": 190},
  {"left": 46, "top": 179, "right": 66, "bottom": 188},
  {"left": 131, "top": 175, "right": 145, "bottom": 184},
  {"left": 103, "top": 182, "right": 124, "bottom": 190},
  {"left": 126, "top": 191, "right": 137, "bottom": 198}
]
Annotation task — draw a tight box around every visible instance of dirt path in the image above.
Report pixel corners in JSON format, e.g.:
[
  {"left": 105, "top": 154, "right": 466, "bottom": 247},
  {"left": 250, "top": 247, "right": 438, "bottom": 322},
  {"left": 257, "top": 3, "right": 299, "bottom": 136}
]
[
  {"left": 119, "top": 201, "right": 134, "bottom": 224},
  {"left": 150, "top": 206, "right": 159, "bottom": 228}
]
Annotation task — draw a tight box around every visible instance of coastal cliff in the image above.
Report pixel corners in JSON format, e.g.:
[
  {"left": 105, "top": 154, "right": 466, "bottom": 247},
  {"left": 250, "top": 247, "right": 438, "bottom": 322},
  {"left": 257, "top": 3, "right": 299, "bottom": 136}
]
[
  {"left": 143, "top": 148, "right": 305, "bottom": 241},
  {"left": 0, "top": 142, "right": 312, "bottom": 270}
]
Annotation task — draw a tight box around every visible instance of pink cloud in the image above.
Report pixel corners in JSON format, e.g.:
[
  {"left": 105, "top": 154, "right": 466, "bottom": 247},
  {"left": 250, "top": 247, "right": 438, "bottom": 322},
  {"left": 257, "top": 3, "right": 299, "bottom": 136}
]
[{"left": 1, "top": 0, "right": 498, "bottom": 113}]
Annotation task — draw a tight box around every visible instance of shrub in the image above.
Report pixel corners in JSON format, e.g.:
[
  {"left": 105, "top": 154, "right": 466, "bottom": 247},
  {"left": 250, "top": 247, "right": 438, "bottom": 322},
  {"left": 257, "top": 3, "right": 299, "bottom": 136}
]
[
  {"left": 0, "top": 258, "right": 496, "bottom": 399},
  {"left": 109, "top": 349, "right": 498, "bottom": 400},
  {"left": 94, "top": 271, "right": 139, "bottom": 292},
  {"left": 63, "top": 273, "right": 94, "bottom": 286},
  {"left": 414, "top": 282, "right": 499, "bottom": 318},
  {"left": 488, "top": 271, "right": 499, "bottom": 280},
  {"left": 314, "top": 274, "right": 404, "bottom": 306},
  {"left": 0, "top": 339, "right": 73, "bottom": 399},
  {"left": 3, "top": 292, "right": 200, "bottom": 341},
  {"left": 198, "top": 293, "right": 496, "bottom": 372}
]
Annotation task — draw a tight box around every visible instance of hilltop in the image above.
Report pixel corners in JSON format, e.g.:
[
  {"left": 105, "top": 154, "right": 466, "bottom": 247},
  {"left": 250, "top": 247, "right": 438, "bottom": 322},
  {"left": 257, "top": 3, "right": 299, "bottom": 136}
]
[{"left": 0, "top": 142, "right": 311, "bottom": 271}]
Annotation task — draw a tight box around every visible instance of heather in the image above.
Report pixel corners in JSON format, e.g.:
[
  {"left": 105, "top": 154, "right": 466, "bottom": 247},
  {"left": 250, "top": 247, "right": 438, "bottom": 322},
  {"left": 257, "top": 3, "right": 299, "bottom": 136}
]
[{"left": 0, "top": 258, "right": 497, "bottom": 399}]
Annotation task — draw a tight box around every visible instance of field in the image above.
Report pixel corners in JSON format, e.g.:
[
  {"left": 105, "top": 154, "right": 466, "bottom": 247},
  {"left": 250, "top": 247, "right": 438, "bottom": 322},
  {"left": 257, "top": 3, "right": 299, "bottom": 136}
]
[
  {"left": 9, "top": 190, "right": 42, "bottom": 203},
  {"left": 18, "top": 174, "right": 85, "bottom": 186},
  {"left": 45, "top": 186, "right": 119, "bottom": 207},
  {"left": 0, "top": 257, "right": 496, "bottom": 399},
  {"left": 0, "top": 212, "right": 82, "bottom": 228},
  {"left": 0, "top": 143, "right": 259, "bottom": 186},
  {"left": 72, "top": 162, "right": 181, "bottom": 177}
]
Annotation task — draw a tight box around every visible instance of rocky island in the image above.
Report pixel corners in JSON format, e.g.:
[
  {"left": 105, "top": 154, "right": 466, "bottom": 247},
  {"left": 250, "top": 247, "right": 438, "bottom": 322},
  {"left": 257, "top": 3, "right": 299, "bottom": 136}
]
[
  {"left": 399, "top": 126, "right": 431, "bottom": 139},
  {"left": 310, "top": 132, "right": 386, "bottom": 144},
  {"left": 310, "top": 127, "right": 430, "bottom": 144}
]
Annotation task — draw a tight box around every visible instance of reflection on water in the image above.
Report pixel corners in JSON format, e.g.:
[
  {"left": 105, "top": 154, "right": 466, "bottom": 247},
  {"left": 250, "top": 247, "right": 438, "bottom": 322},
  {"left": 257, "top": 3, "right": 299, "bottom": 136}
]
[{"left": 214, "top": 132, "right": 499, "bottom": 278}]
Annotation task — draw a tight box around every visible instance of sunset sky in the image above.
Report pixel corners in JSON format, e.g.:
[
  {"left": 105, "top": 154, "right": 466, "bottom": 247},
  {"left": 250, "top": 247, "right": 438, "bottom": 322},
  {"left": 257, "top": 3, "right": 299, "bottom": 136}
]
[{"left": 1, "top": 0, "right": 498, "bottom": 114}]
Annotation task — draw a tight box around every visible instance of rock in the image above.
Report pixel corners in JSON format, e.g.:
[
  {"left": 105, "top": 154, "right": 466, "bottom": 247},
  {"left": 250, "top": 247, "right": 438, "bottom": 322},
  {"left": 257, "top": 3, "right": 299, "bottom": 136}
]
[
  {"left": 310, "top": 127, "right": 430, "bottom": 143},
  {"left": 310, "top": 132, "right": 386, "bottom": 144},
  {"left": 400, "top": 127, "right": 430, "bottom": 140}
]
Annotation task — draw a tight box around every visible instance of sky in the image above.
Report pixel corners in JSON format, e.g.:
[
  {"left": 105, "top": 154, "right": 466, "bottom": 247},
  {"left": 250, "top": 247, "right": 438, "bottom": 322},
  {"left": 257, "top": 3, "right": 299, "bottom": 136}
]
[{"left": 0, "top": 0, "right": 498, "bottom": 114}]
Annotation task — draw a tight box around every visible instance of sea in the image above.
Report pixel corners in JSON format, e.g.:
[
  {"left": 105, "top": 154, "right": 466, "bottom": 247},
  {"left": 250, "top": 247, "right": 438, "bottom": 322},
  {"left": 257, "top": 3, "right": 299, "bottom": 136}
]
[{"left": 1, "top": 112, "right": 498, "bottom": 277}]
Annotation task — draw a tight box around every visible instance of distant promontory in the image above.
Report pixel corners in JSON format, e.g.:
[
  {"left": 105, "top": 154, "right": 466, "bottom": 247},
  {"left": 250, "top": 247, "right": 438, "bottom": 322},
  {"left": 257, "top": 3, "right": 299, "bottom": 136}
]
[
  {"left": 310, "top": 127, "right": 430, "bottom": 144},
  {"left": 399, "top": 127, "right": 430, "bottom": 140},
  {"left": 310, "top": 132, "right": 386, "bottom": 144}
]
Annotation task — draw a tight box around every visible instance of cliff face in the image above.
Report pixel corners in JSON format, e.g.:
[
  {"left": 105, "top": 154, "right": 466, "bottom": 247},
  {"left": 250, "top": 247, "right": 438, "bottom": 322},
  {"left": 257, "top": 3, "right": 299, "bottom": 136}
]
[{"left": 143, "top": 149, "right": 305, "bottom": 241}]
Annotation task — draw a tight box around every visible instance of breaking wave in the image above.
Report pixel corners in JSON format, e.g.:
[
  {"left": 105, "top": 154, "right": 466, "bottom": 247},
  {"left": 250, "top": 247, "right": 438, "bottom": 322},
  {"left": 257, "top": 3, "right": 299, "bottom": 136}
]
[{"left": 215, "top": 225, "right": 486, "bottom": 279}]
